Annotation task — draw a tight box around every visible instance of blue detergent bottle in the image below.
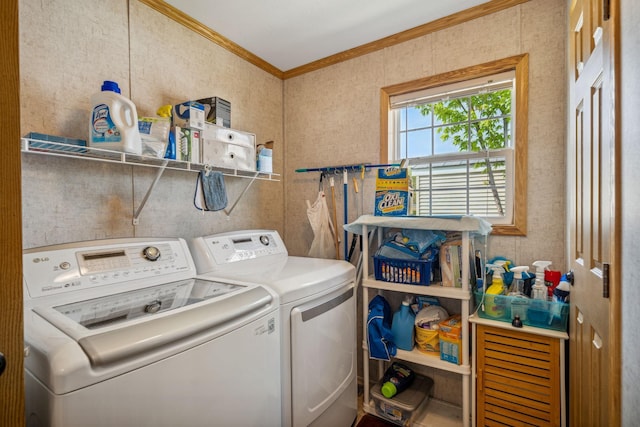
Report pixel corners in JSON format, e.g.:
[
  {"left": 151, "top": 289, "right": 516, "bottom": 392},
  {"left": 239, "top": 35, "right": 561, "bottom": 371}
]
[
  {"left": 391, "top": 296, "right": 415, "bottom": 351},
  {"left": 381, "top": 362, "right": 416, "bottom": 398}
]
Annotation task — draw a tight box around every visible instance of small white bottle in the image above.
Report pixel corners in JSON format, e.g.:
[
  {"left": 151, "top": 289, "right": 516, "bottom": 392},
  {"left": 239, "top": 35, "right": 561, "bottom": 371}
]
[{"left": 89, "top": 80, "right": 142, "bottom": 154}]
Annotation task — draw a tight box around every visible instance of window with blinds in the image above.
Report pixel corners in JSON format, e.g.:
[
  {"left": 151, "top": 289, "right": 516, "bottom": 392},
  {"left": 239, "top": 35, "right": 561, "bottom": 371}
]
[
  {"left": 381, "top": 55, "right": 528, "bottom": 235},
  {"left": 390, "top": 71, "right": 516, "bottom": 223}
]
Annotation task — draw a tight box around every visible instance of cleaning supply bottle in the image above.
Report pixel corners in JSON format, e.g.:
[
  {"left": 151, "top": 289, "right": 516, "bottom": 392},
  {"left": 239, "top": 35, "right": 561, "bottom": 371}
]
[
  {"left": 484, "top": 264, "right": 506, "bottom": 318},
  {"left": 531, "top": 260, "right": 552, "bottom": 300},
  {"left": 157, "top": 104, "right": 176, "bottom": 160},
  {"left": 89, "top": 80, "right": 142, "bottom": 155},
  {"left": 486, "top": 264, "right": 506, "bottom": 295},
  {"left": 508, "top": 266, "right": 529, "bottom": 296},
  {"left": 508, "top": 266, "right": 529, "bottom": 322},
  {"left": 391, "top": 296, "right": 416, "bottom": 351},
  {"left": 380, "top": 362, "right": 416, "bottom": 398}
]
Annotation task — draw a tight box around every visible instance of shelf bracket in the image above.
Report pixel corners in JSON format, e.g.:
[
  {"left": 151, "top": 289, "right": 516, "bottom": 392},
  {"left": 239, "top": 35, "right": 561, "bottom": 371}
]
[
  {"left": 223, "top": 172, "right": 259, "bottom": 217},
  {"left": 133, "top": 160, "right": 168, "bottom": 225}
]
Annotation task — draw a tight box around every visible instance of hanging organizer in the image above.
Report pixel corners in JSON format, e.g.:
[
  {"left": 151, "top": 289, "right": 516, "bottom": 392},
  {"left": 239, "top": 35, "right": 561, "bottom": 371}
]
[
  {"left": 296, "top": 162, "right": 401, "bottom": 260},
  {"left": 294, "top": 162, "right": 401, "bottom": 174}
]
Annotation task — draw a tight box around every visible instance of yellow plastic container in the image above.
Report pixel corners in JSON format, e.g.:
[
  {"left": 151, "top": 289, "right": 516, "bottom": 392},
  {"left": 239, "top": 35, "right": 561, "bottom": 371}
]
[{"left": 415, "top": 326, "right": 439, "bottom": 353}]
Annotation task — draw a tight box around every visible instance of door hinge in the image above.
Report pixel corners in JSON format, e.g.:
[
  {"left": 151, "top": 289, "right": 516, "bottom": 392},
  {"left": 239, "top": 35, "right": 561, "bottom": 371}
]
[
  {"left": 603, "top": 0, "right": 610, "bottom": 21},
  {"left": 603, "top": 263, "right": 610, "bottom": 298}
]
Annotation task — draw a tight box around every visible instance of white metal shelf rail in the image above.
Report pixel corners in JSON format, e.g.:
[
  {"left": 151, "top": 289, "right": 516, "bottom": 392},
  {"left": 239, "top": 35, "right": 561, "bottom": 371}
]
[{"left": 21, "top": 137, "right": 280, "bottom": 223}]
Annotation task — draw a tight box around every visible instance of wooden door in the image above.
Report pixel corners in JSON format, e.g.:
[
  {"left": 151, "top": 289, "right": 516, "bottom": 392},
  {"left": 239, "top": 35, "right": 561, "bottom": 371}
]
[
  {"left": 568, "top": 0, "right": 620, "bottom": 425},
  {"left": 0, "top": 0, "right": 25, "bottom": 425}
]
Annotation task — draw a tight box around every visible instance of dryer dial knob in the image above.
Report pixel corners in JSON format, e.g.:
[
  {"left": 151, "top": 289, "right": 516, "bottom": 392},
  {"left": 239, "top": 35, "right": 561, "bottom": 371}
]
[
  {"left": 143, "top": 246, "right": 161, "bottom": 261},
  {"left": 259, "top": 235, "right": 270, "bottom": 246},
  {"left": 144, "top": 300, "right": 162, "bottom": 313}
]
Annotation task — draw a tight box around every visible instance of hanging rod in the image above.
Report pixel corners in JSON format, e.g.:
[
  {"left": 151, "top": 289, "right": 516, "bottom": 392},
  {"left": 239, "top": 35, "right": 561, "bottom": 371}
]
[{"left": 294, "top": 162, "right": 401, "bottom": 174}]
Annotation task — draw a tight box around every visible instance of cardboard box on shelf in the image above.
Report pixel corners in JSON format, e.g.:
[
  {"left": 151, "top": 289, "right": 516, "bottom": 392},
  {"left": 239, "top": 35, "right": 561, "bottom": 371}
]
[
  {"left": 173, "top": 101, "right": 205, "bottom": 130},
  {"left": 196, "top": 96, "right": 231, "bottom": 128},
  {"left": 374, "top": 168, "right": 414, "bottom": 216},
  {"left": 175, "top": 126, "right": 200, "bottom": 163},
  {"left": 439, "top": 314, "right": 463, "bottom": 365}
]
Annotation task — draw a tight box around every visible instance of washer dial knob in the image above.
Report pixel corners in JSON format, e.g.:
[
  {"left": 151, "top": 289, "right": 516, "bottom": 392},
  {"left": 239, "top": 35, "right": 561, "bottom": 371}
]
[
  {"left": 259, "top": 235, "right": 270, "bottom": 246},
  {"left": 144, "top": 300, "right": 162, "bottom": 313},
  {"left": 143, "top": 246, "right": 161, "bottom": 261}
]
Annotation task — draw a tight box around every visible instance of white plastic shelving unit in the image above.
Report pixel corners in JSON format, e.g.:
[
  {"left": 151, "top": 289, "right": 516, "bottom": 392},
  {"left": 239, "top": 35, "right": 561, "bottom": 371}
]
[
  {"left": 21, "top": 137, "right": 279, "bottom": 222},
  {"left": 347, "top": 214, "right": 491, "bottom": 427}
]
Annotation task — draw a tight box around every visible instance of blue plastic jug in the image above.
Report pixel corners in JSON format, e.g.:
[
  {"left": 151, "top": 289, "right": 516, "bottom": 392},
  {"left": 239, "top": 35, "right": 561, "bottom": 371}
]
[{"left": 391, "top": 298, "right": 415, "bottom": 351}]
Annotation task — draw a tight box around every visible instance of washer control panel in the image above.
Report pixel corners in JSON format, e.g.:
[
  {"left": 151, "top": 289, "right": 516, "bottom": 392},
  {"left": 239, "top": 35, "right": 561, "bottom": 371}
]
[{"left": 23, "top": 238, "right": 194, "bottom": 299}]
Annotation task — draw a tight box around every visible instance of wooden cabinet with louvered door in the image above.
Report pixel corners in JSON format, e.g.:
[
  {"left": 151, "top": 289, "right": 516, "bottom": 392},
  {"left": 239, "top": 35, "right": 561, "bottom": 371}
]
[{"left": 475, "top": 323, "right": 566, "bottom": 427}]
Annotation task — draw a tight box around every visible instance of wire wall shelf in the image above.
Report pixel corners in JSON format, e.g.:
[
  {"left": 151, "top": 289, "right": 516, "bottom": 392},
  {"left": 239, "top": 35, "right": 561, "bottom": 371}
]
[{"left": 20, "top": 138, "right": 280, "bottom": 182}]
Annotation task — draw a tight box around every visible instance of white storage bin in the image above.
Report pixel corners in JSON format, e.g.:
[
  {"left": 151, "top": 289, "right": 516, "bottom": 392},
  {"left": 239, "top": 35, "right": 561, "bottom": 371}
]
[{"left": 201, "top": 123, "right": 256, "bottom": 171}]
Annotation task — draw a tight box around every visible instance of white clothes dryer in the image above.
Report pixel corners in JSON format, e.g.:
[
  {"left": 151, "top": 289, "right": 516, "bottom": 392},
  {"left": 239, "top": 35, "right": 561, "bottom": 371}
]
[
  {"left": 23, "top": 238, "right": 282, "bottom": 427},
  {"left": 189, "top": 230, "right": 357, "bottom": 427}
]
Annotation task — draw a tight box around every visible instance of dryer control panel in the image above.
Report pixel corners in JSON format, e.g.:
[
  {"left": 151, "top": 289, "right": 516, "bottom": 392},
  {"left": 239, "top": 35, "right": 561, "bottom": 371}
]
[
  {"left": 23, "top": 238, "right": 194, "bottom": 299},
  {"left": 190, "top": 230, "right": 287, "bottom": 272}
]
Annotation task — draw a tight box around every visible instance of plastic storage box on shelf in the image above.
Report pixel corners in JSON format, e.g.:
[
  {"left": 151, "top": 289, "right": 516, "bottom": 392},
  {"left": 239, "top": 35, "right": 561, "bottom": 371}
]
[
  {"left": 474, "top": 292, "right": 569, "bottom": 332},
  {"left": 370, "top": 374, "right": 434, "bottom": 426}
]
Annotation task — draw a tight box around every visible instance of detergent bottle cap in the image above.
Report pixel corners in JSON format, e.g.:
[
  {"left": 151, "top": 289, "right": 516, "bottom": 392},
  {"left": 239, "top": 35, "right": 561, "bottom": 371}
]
[
  {"left": 381, "top": 382, "right": 397, "bottom": 399},
  {"left": 101, "top": 80, "right": 121, "bottom": 94}
]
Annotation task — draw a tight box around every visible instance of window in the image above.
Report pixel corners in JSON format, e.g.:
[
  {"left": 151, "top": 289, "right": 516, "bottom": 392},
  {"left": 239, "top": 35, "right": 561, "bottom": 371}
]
[{"left": 380, "top": 54, "right": 528, "bottom": 235}]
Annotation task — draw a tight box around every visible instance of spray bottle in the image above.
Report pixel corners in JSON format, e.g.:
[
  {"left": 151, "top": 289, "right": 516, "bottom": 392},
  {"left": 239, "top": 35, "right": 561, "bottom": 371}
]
[
  {"left": 483, "top": 264, "right": 506, "bottom": 318},
  {"left": 486, "top": 264, "right": 506, "bottom": 295},
  {"left": 531, "top": 260, "right": 552, "bottom": 301},
  {"left": 508, "top": 266, "right": 529, "bottom": 296},
  {"left": 508, "top": 266, "right": 529, "bottom": 322}
]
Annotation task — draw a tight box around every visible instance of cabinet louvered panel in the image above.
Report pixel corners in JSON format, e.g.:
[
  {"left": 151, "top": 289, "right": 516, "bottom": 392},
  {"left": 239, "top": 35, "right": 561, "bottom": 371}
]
[{"left": 477, "top": 325, "right": 561, "bottom": 427}]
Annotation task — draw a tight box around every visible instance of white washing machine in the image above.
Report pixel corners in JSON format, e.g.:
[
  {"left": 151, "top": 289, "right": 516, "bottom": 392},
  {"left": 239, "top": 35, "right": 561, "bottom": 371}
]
[
  {"left": 23, "top": 237, "right": 282, "bottom": 427},
  {"left": 189, "top": 230, "right": 357, "bottom": 427}
]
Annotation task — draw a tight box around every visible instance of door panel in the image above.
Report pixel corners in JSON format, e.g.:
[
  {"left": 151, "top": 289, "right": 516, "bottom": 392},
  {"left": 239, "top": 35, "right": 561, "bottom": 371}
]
[
  {"left": 568, "top": 0, "right": 619, "bottom": 425},
  {"left": 0, "top": 0, "right": 25, "bottom": 425},
  {"left": 290, "top": 284, "right": 356, "bottom": 427}
]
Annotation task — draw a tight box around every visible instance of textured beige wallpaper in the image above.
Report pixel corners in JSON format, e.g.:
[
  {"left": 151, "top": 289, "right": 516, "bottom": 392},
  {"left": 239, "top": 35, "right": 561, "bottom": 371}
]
[
  {"left": 284, "top": 0, "right": 567, "bottom": 273},
  {"left": 284, "top": 0, "right": 567, "bottom": 405},
  {"left": 19, "top": 0, "right": 284, "bottom": 248}
]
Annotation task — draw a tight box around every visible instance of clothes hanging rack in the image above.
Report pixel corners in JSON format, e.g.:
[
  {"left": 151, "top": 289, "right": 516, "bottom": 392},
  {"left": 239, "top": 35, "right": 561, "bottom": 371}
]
[{"left": 295, "top": 162, "right": 401, "bottom": 174}]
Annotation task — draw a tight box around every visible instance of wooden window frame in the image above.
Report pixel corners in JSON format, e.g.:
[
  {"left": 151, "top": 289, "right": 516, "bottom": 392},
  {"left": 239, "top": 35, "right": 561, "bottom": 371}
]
[{"left": 380, "top": 54, "right": 529, "bottom": 236}]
